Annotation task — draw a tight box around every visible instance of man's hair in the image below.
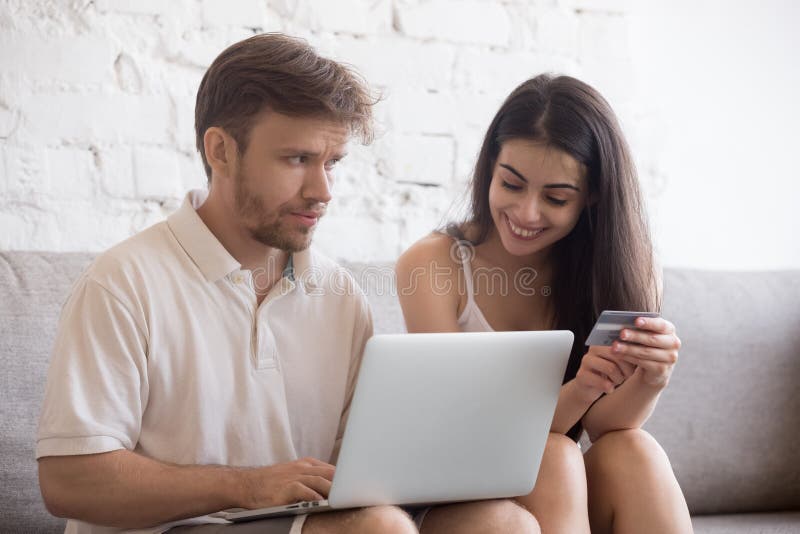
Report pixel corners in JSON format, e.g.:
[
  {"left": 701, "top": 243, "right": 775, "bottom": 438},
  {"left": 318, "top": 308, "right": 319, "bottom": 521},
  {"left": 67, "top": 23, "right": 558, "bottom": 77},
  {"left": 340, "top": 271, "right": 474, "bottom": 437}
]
[{"left": 195, "top": 33, "right": 376, "bottom": 181}]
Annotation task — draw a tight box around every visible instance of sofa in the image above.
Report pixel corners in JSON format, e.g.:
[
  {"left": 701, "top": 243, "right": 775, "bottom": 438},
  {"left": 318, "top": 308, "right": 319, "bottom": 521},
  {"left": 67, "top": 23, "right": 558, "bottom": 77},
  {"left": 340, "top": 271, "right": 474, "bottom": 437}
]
[{"left": 1, "top": 250, "right": 799, "bottom": 533}]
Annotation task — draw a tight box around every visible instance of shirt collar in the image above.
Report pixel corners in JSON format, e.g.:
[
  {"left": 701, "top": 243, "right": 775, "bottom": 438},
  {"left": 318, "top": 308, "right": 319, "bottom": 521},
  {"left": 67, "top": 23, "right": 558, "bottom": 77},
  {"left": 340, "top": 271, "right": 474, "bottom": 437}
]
[
  {"left": 167, "top": 190, "right": 241, "bottom": 283},
  {"left": 167, "top": 189, "right": 316, "bottom": 290}
]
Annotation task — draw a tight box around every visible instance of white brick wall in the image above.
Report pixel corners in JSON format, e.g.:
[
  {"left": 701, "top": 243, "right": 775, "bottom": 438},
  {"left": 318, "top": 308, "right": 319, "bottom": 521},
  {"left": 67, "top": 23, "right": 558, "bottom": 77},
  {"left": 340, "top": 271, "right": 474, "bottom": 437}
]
[
  {"left": 4, "top": 1, "right": 793, "bottom": 268},
  {"left": 0, "top": 0, "right": 641, "bottom": 261}
]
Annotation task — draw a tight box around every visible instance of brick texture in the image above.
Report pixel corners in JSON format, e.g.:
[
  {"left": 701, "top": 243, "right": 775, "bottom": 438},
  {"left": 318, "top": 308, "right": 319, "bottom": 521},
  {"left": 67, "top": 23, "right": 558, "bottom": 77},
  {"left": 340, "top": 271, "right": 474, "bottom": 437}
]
[{"left": 0, "top": 0, "right": 640, "bottom": 261}]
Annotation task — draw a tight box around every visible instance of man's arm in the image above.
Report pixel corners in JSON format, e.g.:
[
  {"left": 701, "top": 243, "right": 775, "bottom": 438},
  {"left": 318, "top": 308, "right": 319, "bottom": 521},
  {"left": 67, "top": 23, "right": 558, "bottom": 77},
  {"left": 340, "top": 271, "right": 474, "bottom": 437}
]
[{"left": 38, "top": 450, "right": 334, "bottom": 529}]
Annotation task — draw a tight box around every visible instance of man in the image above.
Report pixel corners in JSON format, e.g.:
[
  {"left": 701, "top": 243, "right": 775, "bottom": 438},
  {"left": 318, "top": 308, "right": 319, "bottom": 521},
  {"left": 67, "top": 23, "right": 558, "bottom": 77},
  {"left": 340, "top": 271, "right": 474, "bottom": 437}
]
[{"left": 36, "top": 34, "right": 539, "bottom": 534}]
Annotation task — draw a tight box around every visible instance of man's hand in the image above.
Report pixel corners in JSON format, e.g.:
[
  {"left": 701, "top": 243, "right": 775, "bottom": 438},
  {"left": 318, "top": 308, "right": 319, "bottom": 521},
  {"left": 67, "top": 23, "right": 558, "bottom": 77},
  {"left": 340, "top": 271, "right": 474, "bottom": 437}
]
[{"left": 239, "top": 457, "right": 335, "bottom": 509}]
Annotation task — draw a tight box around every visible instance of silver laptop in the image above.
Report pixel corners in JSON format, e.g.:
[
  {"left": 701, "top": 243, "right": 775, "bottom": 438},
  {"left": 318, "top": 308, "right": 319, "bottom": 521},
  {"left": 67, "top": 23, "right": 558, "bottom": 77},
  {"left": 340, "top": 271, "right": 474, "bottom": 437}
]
[{"left": 215, "top": 330, "right": 573, "bottom": 522}]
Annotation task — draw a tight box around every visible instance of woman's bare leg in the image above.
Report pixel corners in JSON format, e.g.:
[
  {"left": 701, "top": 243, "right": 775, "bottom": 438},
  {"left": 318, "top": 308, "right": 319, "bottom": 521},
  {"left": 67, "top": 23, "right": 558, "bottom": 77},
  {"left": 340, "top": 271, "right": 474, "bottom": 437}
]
[
  {"left": 584, "top": 429, "right": 693, "bottom": 534},
  {"left": 515, "top": 432, "right": 591, "bottom": 534}
]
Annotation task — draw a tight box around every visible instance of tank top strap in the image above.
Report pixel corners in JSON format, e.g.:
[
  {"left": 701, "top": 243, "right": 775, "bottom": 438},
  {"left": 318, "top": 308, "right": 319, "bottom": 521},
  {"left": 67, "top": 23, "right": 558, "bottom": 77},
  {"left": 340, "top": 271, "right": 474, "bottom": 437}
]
[{"left": 454, "top": 239, "right": 476, "bottom": 303}]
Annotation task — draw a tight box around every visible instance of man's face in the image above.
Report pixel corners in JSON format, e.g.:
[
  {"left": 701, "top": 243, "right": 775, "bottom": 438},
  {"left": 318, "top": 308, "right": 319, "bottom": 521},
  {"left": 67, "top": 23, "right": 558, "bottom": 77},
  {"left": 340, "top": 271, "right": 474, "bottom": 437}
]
[{"left": 230, "top": 111, "right": 349, "bottom": 252}]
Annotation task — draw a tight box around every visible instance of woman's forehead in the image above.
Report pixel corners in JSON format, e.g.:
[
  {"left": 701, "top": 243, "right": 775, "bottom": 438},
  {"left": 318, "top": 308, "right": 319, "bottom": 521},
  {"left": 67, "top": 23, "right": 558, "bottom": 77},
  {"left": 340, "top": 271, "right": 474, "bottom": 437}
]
[{"left": 497, "top": 139, "right": 586, "bottom": 183}]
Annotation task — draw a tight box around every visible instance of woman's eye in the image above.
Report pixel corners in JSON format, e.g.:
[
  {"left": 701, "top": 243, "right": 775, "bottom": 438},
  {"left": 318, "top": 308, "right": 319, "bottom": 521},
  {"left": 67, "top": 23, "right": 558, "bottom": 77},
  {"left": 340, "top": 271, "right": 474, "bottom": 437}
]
[
  {"left": 547, "top": 197, "right": 568, "bottom": 206},
  {"left": 501, "top": 181, "right": 523, "bottom": 191}
]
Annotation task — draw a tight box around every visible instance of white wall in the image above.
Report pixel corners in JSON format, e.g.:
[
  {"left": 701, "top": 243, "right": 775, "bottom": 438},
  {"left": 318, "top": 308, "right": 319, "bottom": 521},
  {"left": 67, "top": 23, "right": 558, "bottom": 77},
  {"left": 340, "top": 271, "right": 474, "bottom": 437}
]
[
  {"left": 629, "top": 0, "right": 800, "bottom": 270},
  {"left": 1, "top": 0, "right": 797, "bottom": 269}
]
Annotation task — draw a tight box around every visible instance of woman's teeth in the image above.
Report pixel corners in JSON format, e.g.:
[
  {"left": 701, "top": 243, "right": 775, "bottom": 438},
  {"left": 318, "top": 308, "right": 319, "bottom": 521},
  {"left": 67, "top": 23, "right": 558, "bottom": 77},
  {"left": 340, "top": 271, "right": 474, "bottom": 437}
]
[{"left": 508, "top": 217, "right": 545, "bottom": 238}]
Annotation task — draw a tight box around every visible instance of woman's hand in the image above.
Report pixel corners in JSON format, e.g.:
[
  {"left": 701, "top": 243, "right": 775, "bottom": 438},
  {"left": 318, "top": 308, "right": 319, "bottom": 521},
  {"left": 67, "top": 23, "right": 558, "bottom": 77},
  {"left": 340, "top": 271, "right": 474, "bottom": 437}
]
[
  {"left": 611, "top": 316, "right": 681, "bottom": 389},
  {"left": 574, "top": 345, "right": 637, "bottom": 402}
]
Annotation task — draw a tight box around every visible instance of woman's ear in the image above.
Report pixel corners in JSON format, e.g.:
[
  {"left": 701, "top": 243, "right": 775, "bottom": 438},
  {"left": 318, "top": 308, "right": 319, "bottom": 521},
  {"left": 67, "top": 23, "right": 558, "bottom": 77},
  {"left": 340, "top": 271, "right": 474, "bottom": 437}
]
[{"left": 204, "top": 126, "right": 237, "bottom": 182}]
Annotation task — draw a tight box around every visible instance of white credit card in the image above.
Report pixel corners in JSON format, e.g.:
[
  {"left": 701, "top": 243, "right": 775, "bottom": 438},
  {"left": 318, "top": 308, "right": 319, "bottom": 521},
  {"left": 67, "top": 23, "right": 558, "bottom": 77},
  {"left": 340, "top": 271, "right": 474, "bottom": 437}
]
[{"left": 584, "top": 310, "right": 661, "bottom": 346}]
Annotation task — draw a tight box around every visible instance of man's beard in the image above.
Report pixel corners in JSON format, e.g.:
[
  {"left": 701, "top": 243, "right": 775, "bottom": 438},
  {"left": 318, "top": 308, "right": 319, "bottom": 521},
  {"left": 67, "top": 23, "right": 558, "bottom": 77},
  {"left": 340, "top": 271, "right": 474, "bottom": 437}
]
[{"left": 234, "top": 171, "right": 320, "bottom": 253}]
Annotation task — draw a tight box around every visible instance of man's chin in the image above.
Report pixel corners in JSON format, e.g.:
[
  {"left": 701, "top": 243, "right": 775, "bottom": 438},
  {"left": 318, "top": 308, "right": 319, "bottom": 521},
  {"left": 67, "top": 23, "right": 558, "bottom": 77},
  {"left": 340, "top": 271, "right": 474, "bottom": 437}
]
[{"left": 250, "top": 230, "right": 313, "bottom": 253}]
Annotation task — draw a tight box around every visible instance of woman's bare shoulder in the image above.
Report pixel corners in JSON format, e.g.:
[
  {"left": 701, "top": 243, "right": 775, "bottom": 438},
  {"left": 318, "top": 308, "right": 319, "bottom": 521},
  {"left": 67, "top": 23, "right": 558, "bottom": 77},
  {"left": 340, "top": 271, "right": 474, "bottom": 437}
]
[{"left": 397, "top": 231, "right": 459, "bottom": 272}]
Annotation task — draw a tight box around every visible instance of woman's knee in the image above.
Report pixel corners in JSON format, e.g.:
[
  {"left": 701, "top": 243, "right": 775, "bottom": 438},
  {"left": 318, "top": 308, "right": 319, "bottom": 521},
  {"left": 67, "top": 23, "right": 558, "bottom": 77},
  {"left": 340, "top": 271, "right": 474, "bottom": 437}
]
[
  {"left": 542, "top": 432, "right": 586, "bottom": 478},
  {"left": 351, "top": 505, "right": 417, "bottom": 534},
  {"left": 481, "top": 499, "right": 541, "bottom": 534},
  {"left": 587, "top": 428, "right": 669, "bottom": 472}
]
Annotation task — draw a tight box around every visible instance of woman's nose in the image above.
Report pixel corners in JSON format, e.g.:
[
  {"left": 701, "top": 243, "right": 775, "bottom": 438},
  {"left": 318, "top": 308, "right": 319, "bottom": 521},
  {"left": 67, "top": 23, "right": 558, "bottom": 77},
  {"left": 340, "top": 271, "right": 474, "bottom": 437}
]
[{"left": 516, "top": 197, "right": 543, "bottom": 226}]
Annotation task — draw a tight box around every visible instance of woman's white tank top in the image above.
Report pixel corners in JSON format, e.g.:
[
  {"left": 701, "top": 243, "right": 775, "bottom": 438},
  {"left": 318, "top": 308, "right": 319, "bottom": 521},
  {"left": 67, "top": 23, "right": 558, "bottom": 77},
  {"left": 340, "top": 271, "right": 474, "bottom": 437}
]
[{"left": 454, "top": 239, "right": 495, "bottom": 333}]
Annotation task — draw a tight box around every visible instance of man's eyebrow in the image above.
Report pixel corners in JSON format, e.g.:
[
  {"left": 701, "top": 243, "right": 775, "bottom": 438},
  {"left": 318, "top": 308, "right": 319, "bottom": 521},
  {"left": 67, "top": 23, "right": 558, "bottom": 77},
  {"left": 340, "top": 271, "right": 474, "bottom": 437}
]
[
  {"left": 499, "top": 163, "right": 581, "bottom": 192},
  {"left": 278, "top": 148, "right": 349, "bottom": 160}
]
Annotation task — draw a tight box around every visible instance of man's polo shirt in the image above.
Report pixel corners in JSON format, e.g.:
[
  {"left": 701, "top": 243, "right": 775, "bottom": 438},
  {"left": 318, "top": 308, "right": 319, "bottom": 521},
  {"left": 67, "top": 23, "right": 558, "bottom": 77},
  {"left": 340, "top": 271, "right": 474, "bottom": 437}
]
[{"left": 36, "top": 190, "right": 372, "bottom": 532}]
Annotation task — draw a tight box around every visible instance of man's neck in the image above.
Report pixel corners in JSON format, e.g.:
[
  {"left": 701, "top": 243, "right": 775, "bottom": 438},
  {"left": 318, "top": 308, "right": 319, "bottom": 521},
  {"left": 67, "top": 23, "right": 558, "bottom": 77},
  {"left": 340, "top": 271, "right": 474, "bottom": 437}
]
[{"left": 196, "top": 191, "right": 288, "bottom": 279}]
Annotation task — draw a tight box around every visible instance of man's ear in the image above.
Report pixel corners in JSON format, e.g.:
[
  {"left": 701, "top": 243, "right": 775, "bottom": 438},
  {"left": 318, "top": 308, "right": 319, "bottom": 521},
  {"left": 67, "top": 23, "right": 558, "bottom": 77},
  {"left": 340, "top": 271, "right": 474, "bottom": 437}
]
[{"left": 204, "top": 126, "right": 238, "bottom": 182}]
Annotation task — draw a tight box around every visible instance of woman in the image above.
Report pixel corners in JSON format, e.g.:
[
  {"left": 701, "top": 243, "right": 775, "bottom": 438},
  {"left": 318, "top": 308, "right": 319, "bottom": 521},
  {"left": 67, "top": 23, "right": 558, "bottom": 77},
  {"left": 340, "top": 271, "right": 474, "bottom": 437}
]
[{"left": 396, "top": 74, "right": 693, "bottom": 533}]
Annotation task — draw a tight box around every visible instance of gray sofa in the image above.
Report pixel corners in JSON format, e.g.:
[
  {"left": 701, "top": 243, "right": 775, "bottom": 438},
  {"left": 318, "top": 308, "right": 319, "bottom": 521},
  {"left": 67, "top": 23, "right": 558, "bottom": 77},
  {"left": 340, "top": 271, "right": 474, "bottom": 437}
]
[{"left": 2, "top": 250, "right": 799, "bottom": 533}]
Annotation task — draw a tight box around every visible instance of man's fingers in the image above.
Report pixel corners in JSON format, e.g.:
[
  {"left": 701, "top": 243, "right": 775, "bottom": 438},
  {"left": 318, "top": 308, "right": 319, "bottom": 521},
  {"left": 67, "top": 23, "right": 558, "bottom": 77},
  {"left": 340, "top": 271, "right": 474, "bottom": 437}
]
[
  {"left": 301, "top": 465, "right": 335, "bottom": 481},
  {"left": 298, "top": 475, "right": 333, "bottom": 498},
  {"left": 286, "top": 481, "right": 325, "bottom": 504}
]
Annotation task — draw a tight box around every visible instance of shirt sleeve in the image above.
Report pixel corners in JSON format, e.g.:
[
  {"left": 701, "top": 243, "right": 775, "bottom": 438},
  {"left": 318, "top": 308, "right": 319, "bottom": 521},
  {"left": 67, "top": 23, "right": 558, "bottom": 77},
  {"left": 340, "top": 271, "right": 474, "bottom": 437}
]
[
  {"left": 36, "top": 275, "right": 149, "bottom": 458},
  {"left": 329, "top": 291, "right": 373, "bottom": 464}
]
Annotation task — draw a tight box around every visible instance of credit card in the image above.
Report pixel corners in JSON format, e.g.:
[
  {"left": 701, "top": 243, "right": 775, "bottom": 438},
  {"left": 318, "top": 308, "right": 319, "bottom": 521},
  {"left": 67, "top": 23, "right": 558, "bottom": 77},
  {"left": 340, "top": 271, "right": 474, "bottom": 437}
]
[{"left": 584, "top": 310, "right": 661, "bottom": 346}]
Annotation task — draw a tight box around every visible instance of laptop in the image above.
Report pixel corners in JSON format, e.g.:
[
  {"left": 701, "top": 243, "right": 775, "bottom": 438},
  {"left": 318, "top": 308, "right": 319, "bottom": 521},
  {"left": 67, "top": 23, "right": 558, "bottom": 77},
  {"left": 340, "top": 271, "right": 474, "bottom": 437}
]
[{"left": 214, "top": 330, "right": 573, "bottom": 522}]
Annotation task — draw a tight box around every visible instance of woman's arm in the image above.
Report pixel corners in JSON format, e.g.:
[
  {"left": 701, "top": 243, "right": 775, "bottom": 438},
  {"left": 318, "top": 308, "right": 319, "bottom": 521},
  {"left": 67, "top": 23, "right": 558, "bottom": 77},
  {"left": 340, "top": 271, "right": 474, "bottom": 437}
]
[
  {"left": 550, "top": 344, "right": 634, "bottom": 435},
  {"left": 581, "top": 316, "right": 681, "bottom": 442},
  {"left": 396, "top": 234, "right": 463, "bottom": 333}
]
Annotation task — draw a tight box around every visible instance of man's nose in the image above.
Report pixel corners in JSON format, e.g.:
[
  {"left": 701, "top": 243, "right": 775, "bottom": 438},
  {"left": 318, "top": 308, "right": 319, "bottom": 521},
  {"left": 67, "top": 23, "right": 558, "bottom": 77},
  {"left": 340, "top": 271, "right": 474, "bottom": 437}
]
[{"left": 303, "top": 165, "right": 333, "bottom": 204}]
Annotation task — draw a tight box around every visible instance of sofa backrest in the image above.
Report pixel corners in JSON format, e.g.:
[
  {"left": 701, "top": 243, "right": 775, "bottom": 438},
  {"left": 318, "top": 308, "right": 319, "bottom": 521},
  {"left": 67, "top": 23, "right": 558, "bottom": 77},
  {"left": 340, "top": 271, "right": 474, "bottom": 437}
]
[
  {"left": 1, "top": 252, "right": 93, "bottom": 532},
  {"left": 644, "top": 269, "right": 800, "bottom": 514},
  {"left": 1, "top": 251, "right": 798, "bottom": 531}
]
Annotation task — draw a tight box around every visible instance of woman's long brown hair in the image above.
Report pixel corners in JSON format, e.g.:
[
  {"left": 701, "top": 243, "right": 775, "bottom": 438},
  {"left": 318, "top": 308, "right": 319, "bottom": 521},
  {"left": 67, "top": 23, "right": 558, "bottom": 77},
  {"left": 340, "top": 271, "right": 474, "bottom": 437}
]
[{"left": 461, "top": 74, "right": 660, "bottom": 440}]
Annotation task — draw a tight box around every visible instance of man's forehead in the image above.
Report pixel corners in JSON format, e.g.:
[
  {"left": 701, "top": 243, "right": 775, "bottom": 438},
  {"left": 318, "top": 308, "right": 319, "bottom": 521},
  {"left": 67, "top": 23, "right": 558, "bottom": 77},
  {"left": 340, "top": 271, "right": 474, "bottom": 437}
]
[{"left": 254, "top": 110, "right": 348, "bottom": 136}]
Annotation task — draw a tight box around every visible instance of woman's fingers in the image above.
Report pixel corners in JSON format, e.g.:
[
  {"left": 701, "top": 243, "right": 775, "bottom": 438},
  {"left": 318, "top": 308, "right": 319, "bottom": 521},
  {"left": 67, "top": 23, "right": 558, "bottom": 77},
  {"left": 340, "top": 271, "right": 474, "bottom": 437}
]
[
  {"left": 615, "top": 357, "right": 637, "bottom": 378},
  {"left": 621, "top": 358, "right": 672, "bottom": 387},
  {"left": 613, "top": 340, "right": 679, "bottom": 364},
  {"left": 634, "top": 316, "right": 676, "bottom": 335},
  {"left": 576, "top": 366, "right": 616, "bottom": 394},
  {"left": 619, "top": 328, "right": 681, "bottom": 351},
  {"left": 588, "top": 354, "right": 626, "bottom": 385}
]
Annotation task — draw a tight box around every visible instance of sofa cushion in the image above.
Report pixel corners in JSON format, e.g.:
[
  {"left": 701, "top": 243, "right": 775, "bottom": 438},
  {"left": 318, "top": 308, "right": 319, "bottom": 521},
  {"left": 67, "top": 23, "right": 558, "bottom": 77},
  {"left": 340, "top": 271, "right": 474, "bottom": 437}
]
[
  {"left": 692, "top": 512, "right": 800, "bottom": 534},
  {"left": 0, "top": 251, "right": 95, "bottom": 532},
  {"left": 643, "top": 269, "right": 800, "bottom": 514}
]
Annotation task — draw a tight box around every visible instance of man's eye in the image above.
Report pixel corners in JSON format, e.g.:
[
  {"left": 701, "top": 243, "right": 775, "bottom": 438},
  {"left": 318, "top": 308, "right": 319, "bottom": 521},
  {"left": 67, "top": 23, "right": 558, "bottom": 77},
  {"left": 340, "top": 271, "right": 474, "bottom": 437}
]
[
  {"left": 324, "top": 158, "right": 341, "bottom": 171},
  {"left": 501, "top": 181, "right": 523, "bottom": 191},
  {"left": 288, "top": 156, "right": 308, "bottom": 165},
  {"left": 547, "top": 197, "right": 568, "bottom": 206}
]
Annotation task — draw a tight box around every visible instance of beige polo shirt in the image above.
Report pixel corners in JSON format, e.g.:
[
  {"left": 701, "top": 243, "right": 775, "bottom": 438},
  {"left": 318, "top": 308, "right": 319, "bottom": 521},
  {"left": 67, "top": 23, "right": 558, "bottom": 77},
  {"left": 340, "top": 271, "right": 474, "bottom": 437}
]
[{"left": 37, "top": 190, "right": 372, "bottom": 533}]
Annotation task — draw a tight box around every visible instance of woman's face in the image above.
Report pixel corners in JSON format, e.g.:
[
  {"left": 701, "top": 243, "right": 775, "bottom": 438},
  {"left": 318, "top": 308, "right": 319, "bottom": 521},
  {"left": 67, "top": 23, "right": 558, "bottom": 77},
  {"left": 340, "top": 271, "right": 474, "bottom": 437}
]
[{"left": 488, "top": 139, "right": 590, "bottom": 262}]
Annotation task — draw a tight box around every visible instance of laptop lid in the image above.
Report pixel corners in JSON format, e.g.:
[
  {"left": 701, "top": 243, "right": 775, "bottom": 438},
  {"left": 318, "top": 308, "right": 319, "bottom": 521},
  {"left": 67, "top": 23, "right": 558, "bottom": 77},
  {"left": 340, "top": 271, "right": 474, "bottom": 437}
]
[{"left": 328, "top": 330, "right": 573, "bottom": 509}]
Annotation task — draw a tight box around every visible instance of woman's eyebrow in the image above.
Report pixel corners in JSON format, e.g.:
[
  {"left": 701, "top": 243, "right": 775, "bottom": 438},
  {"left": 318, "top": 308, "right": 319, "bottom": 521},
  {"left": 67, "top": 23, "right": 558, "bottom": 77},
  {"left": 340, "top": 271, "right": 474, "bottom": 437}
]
[{"left": 499, "top": 163, "right": 581, "bottom": 191}]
